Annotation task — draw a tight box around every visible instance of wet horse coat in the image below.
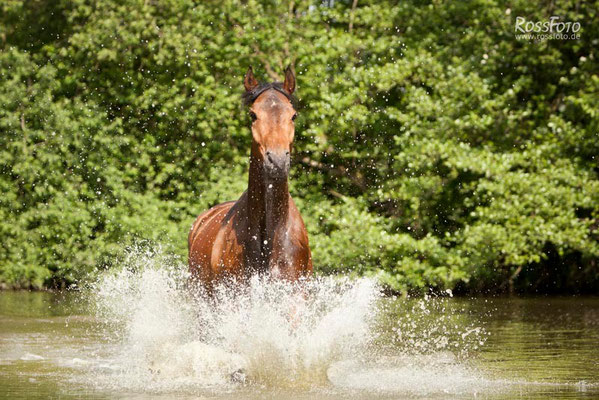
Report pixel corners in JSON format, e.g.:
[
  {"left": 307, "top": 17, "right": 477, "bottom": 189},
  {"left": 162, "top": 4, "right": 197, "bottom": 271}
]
[{"left": 188, "top": 67, "right": 312, "bottom": 290}]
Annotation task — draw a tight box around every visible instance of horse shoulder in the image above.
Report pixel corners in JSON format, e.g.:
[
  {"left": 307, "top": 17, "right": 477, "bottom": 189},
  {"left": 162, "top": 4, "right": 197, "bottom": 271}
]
[
  {"left": 287, "top": 197, "right": 308, "bottom": 238},
  {"left": 188, "top": 201, "right": 237, "bottom": 284},
  {"left": 188, "top": 201, "right": 236, "bottom": 249},
  {"left": 287, "top": 197, "right": 313, "bottom": 273},
  {"left": 209, "top": 201, "right": 248, "bottom": 278}
]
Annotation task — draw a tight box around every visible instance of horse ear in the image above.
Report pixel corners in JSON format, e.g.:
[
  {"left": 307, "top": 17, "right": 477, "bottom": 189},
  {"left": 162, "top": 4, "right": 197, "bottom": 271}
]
[
  {"left": 244, "top": 66, "right": 259, "bottom": 92},
  {"left": 283, "top": 65, "right": 295, "bottom": 94}
]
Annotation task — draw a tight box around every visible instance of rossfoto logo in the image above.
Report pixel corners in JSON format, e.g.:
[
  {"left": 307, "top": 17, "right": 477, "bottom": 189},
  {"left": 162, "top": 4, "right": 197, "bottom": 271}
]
[{"left": 515, "top": 16, "right": 580, "bottom": 41}]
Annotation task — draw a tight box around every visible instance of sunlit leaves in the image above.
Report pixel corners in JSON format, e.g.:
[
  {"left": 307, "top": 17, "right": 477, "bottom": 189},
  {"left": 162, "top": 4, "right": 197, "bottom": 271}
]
[{"left": 0, "top": 0, "right": 597, "bottom": 292}]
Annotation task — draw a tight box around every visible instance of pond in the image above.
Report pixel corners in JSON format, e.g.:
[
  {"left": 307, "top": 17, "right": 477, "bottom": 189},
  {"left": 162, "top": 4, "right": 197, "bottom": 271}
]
[{"left": 1, "top": 271, "right": 598, "bottom": 399}]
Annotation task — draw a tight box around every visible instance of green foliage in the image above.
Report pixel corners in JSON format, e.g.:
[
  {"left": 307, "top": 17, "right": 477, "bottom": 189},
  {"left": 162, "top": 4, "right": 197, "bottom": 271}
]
[{"left": 1, "top": 0, "right": 597, "bottom": 293}]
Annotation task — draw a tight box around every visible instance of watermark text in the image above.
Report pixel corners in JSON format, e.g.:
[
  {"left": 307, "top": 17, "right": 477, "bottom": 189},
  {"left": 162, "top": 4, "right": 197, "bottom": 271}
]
[{"left": 515, "top": 16, "right": 580, "bottom": 40}]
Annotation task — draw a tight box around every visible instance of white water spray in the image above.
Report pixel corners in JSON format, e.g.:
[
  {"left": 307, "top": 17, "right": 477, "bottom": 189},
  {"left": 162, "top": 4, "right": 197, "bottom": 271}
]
[
  {"left": 84, "top": 246, "right": 498, "bottom": 396},
  {"left": 89, "top": 246, "right": 381, "bottom": 391}
]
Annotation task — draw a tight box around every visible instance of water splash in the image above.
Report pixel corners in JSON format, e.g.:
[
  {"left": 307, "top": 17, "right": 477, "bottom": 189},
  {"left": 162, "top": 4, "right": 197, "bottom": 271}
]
[
  {"left": 84, "top": 246, "right": 498, "bottom": 396},
  {"left": 88, "top": 246, "right": 381, "bottom": 391},
  {"left": 374, "top": 293, "right": 490, "bottom": 358}
]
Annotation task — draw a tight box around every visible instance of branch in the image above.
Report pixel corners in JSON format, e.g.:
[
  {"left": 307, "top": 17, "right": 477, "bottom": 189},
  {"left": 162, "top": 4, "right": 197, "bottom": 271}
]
[
  {"left": 299, "top": 156, "right": 366, "bottom": 190},
  {"left": 285, "top": 2, "right": 295, "bottom": 68},
  {"left": 349, "top": 0, "right": 359, "bottom": 33},
  {"left": 251, "top": 44, "right": 280, "bottom": 81},
  {"left": 498, "top": 264, "right": 523, "bottom": 294}
]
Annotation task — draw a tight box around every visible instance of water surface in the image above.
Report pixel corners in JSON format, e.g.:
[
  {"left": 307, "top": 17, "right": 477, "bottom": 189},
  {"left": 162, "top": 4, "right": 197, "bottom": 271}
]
[{"left": 1, "top": 280, "right": 598, "bottom": 399}]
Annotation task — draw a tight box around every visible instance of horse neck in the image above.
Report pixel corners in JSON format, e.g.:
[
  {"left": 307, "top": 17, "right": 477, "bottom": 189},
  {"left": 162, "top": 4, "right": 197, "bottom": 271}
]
[{"left": 247, "top": 145, "right": 290, "bottom": 242}]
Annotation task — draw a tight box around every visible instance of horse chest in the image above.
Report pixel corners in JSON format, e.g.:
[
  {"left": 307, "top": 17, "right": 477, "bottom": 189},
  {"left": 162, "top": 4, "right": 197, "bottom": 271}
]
[{"left": 250, "top": 220, "right": 294, "bottom": 265}]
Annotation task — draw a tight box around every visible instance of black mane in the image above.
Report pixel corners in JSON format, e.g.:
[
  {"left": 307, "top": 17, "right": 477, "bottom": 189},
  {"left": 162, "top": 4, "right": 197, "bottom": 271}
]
[{"left": 242, "top": 82, "right": 297, "bottom": 107}]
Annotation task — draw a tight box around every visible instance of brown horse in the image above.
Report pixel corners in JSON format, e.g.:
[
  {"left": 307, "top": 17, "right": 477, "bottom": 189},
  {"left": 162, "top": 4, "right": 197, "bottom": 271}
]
[{"left": 188, "top": 66, "right": 312, "bottom": 291}]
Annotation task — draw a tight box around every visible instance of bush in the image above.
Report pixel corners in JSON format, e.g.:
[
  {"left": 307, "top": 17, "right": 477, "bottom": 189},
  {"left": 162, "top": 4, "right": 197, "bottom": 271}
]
[{"left": 1, "top": 0, "right": 597, "bottom": 292}]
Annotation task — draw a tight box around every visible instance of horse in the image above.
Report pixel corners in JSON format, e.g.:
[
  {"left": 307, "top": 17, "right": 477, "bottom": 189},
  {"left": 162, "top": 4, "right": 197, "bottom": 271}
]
[{"left": 188, "top": 66, "right": 312, "bottom": 292}]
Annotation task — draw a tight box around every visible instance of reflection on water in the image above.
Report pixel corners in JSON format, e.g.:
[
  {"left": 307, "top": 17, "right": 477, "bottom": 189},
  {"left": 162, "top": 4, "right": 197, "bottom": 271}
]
[{"left": 0, "top": 255, "right": 598, "bottom": 399}]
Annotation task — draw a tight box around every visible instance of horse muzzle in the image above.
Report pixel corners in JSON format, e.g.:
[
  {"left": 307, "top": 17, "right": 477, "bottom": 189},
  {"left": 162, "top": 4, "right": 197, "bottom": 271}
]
[{"left": 264, "top": 150, "right": 290, "bottom": 179}]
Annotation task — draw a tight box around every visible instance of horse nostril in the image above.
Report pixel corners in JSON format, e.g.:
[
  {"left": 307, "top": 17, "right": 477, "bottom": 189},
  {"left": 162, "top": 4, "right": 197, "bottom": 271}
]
[{"left": 285, "top": 151, "right": 290, "bottom": 156}]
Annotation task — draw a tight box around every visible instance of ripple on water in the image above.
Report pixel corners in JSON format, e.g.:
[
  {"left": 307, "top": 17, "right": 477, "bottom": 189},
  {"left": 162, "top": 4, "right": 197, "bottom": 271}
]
[{"left": 3, "top": 260, "right": 599, "bottom": 399}]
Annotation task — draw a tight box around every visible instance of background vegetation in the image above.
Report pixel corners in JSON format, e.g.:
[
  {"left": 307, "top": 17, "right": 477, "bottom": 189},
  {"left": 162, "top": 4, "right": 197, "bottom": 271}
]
[{"left": 1, "top": 0, "right": 597, "bottom": 293}]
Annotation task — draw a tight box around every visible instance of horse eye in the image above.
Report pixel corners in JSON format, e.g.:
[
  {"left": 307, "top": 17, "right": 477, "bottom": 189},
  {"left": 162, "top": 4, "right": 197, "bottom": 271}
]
[
  {"left": 291, "top": 113, "right": 297, "bottom": 121},
  {"left": 249, "top": 111, "right": 257, "bottom": 122}
]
